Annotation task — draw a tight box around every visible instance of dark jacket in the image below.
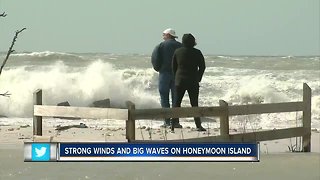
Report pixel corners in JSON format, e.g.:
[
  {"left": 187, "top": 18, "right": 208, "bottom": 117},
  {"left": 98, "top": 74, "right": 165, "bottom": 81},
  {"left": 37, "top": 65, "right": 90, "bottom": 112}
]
[
  {"left": 151, "top": 39, "right": 182, "bottom": 73},
  {"left": 172, "top": 47, "right": 206, "bottom": 86}
]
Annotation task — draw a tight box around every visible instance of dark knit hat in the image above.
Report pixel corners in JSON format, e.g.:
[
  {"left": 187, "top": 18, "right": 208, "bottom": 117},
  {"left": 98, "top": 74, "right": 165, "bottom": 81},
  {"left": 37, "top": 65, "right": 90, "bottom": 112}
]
[{"left": 182, "top": 33, "right": 196, "bottom": 47}]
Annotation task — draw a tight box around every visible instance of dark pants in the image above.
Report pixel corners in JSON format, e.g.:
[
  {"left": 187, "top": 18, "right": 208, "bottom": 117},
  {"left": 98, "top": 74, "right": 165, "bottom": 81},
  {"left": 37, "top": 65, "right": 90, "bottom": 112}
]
[{"left": 173, "top": 83, "right": 202, "bottom": 127}]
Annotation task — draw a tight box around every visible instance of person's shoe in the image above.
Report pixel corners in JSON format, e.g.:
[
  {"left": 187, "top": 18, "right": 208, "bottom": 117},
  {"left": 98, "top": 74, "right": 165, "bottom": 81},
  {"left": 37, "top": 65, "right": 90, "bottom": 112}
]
[
  {"left": 172, "top": 123, "right": 183, "bottom": 128},
  {"left": 196, "top": 126, "right": 206, "bottom": 131}
]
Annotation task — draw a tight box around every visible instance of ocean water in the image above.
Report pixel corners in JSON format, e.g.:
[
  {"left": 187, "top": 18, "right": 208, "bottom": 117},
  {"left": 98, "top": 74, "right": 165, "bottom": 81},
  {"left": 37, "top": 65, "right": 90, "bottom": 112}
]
[{"left": 0, "top": 51, "right": 319, "bottom": 129}]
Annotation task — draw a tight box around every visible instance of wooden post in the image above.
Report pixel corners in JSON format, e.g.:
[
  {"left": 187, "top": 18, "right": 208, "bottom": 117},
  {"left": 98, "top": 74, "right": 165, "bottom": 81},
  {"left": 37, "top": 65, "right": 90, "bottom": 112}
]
[
  {"left": 126, "top": 101, "right": 136, "bottom": 142},
  {"left": 219, "top": 100, "right": 229, "bottom": 137},
  {"left": 302, "top": 83, "right": 311, "bottom": 152},
  {"left": 33, "top": 89, "right": 42, "bottom": 136}
]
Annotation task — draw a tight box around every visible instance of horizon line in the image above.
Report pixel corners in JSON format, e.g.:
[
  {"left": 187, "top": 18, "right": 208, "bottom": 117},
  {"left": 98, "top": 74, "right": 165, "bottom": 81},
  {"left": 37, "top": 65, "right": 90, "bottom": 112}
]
[{"left": 0, "top": 51, "right": 319, "bottom": 57}]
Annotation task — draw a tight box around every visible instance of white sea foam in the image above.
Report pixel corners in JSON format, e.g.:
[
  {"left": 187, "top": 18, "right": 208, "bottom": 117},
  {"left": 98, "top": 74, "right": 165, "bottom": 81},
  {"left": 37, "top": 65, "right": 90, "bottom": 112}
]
[
  {"left": 0, "top": 60, "right": 159, "bottom": 117},
  {"left": 0, "top": 53, "right": 319, "bottom": 129},
  {"left": 11, "top": 51, "right": 77, "bottom": 58}
]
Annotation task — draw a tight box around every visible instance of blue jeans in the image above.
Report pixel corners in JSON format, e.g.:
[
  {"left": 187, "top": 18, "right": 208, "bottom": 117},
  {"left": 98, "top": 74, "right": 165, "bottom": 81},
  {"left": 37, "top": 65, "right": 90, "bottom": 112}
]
[{"left": 158, "top": 72, "right": 176, "bottom": 124}]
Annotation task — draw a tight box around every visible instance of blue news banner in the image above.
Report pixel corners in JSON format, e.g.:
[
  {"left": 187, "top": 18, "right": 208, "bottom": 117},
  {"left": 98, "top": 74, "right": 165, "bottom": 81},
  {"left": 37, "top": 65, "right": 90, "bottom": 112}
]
[{"left": 24, "top": 142, "right": 259, "bottom": 162}]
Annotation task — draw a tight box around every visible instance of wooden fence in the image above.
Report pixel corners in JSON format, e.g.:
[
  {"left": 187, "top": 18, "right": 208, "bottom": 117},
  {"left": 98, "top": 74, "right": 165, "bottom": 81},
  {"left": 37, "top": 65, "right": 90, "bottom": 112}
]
[{"left": 33, "top": 83, "right": 312, "bottom": 152}]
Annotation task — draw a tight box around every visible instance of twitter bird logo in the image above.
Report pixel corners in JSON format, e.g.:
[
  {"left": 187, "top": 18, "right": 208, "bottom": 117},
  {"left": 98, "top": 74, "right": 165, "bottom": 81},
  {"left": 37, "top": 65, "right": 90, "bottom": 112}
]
[
  {"left": 35, "top": 147, "right": 47, "bottom": 157},
  {"left": 32, "top": 144, "right": 50, "bottom": 161}
]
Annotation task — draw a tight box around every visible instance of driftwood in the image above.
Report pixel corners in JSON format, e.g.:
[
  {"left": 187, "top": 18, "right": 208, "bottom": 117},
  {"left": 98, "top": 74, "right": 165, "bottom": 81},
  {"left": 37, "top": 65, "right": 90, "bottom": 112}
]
[{"left": 55, "top": 123, "right": 88, "bottom": 131}]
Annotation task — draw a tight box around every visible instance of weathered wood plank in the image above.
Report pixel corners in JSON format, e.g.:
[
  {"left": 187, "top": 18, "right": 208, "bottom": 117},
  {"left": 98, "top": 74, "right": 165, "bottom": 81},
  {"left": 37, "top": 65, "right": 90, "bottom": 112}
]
[
  {"left": 219, "top": 100, "right": 229, "bottom": 136},
  {"left": 302, "top": 83, "right": 311, "bottom": 152},
  {"left": 126, "top": 101, "right": 136, "bottom": 142},
  {"left": 133, "top": 127, "right": 307, "bottom": 143},
  {"left": 134, "top": 106, "right": 225, "bottom": 120},
  {"left": 171, "top": 127, "right": 308, "bottom": 142},
  {"left": 34, "top": 105, "right": 128, "bottom": 120},
  {"left": 33, "top": 89, "right": 42, "bottom": 136},
  {"left": 228, "top": 102, "right": 304, "bottom": 116},
  {"left": 134, "top": 102, "right": 303, "bottom": 120}
]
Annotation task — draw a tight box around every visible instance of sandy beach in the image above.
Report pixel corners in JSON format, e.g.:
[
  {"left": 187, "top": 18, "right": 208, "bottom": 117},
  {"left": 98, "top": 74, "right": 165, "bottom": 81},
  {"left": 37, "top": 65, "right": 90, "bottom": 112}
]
[
  {"left": 0, "top": 122, "right": 319, "bottom": 152},
  {"left": 0, "top": 122, "right": 319, "bottom": 180}
]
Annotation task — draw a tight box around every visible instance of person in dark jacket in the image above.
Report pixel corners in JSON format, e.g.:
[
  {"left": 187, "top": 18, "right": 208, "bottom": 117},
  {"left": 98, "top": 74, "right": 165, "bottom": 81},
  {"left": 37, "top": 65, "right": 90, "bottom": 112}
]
[
  {"left": 151, "top": 28, "right": 183, "bottom": 128},
  {"left": 172, "top": 33, "right": 206, "bottom": 131}
]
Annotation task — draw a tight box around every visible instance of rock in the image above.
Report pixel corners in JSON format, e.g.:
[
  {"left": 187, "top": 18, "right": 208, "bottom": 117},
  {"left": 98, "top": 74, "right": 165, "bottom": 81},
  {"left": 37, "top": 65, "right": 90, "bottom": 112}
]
[
  {"left": 89, "top": 99, "right": 110, "bottom": 108},
  {"left": 79, "top": 123, "right": 87, "bottom": 128},
  {"left": 57, "top": 101, "right": 71, "bottom": 106},
  {"left": 8, "top": 128, "right": 14, "bottom": 131},
  {"left": 0, "top": 115, "right": 8, "bottom": 118},
  {"left": 55, "top": 101, "right": 81, "bottom": 120},
  {"left": 20, "top": 125, "right": 30, "bottom": 128}
]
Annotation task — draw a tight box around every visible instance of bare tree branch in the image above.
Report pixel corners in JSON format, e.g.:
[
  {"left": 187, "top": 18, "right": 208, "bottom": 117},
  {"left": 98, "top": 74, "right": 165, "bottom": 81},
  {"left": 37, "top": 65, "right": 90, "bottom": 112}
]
[
  {"left": 0, "top": 12, "right": 7, "bottom": 17},
  {"left": 0, "top": 91, "right": 11, "bottom": 97},
  {"left": 0, "top": 28, "right": 26, "bottom": 97},
  {"left": 0, "top": 28, "right": 26, "bottom": 76},
  {"left": 1, "top": 11, "right": 16, "bottom": 97}
]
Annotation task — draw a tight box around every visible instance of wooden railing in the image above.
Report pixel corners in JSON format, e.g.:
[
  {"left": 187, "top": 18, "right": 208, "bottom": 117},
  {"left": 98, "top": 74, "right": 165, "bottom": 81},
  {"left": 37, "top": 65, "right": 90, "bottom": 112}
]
[
  {"left": 32, "top": 90, "right": 128, "bottom": 135},
  {"left": 32, "top": 83, "right": 312, "bottom": 152}
]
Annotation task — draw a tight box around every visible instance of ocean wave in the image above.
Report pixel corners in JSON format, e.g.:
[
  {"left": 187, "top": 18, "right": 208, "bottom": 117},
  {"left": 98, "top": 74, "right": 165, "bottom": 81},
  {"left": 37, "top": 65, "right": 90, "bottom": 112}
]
[
  {"left": 281, "top": 55, "right": 294, "bottom": 59},
  {"left": 0, "top": 56, "right": 319, "bottom": 129},
  {"left": 11, "top": 51, "right": 84, "bottom": 60},
  {"left": 0, "top": 60, "right": 160, "bottom": 117},
  {"left": 216, "top": 55, "right": 246, "bottom": 61}
]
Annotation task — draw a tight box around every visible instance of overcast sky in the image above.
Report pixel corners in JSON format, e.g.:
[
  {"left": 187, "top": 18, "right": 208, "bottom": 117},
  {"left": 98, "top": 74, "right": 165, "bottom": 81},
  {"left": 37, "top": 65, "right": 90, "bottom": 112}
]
[{"left": 0, "top": 0, "right": 319, "bottom": 55}]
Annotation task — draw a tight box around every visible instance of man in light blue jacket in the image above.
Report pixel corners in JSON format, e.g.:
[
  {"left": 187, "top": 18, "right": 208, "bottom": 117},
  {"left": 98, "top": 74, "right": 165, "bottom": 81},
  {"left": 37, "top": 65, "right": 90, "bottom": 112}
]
[{"left": 151, "top": 28, "right": 182, "bottom": 128}]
